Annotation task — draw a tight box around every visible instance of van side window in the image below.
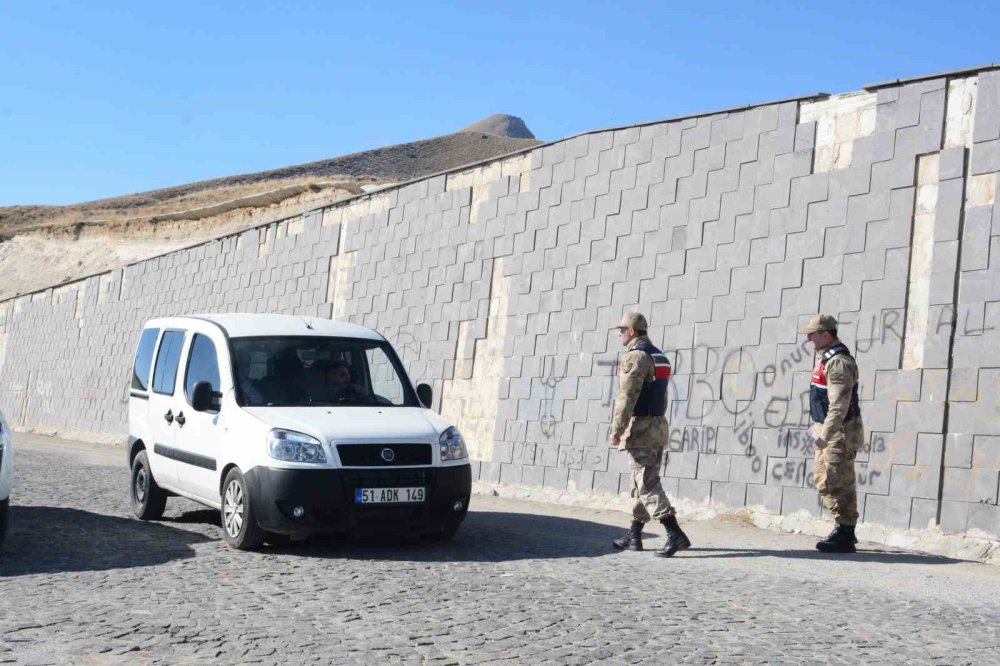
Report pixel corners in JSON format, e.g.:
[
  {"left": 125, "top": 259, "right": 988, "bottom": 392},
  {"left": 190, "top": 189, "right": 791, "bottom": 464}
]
[
  {"left": 131, "top": 328, "right": 160, "bottom": 391},
  {"left": 185, "top": 334, "right": 221, "bottom": 405},
  {"left": 152, "top": 330, "right": 186, "bottom": 395},
  {"left": 365, "top": 347, "right": 404, "bottom": 404}
]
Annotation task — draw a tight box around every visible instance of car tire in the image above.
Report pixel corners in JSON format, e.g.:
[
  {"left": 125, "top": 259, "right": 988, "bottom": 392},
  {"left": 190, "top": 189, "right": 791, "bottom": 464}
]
[
  {"left": 0, "top": 498, "right": 9, "bottom": 549},
  {"left": 221, "top": 468, "right": 264, "bottom": 551},
  {"left": 131, "top": 450, "right": 167, "bottom": 520}
]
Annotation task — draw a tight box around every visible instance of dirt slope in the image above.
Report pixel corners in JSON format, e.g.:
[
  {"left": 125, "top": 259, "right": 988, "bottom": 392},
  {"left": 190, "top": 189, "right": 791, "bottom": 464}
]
[{"left": 0, "top": 121, "right": 540, "bottom": 299}]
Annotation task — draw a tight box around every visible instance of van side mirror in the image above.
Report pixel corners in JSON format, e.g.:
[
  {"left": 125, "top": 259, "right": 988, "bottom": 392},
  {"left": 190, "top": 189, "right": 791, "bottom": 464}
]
[
  {"left": 192, "top": 381, "right": 220, "bottom": 412},
  {"left": 416, "top": 383, "right": 433, "bottom": 409}
]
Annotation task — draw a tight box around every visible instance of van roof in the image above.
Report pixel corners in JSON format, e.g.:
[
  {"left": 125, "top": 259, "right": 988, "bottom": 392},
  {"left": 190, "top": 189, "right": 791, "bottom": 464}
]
[{"left": 145, "top": 313, "right": 385, "bottom": 341}]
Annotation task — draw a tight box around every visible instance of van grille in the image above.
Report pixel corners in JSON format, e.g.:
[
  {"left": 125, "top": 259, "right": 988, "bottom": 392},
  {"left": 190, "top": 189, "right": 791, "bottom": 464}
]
[
  {"left": 342, "top": 469, "right": 430, "bottom": 489},
  {"left": 337, "top": 443, "right": 432, "bottom": 466}
]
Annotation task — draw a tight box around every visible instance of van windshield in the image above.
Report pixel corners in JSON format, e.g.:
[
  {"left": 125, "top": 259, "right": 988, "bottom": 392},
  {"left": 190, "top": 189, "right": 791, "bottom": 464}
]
[{"left": 230, "top": 336, "right": 418, "bottom": 408}]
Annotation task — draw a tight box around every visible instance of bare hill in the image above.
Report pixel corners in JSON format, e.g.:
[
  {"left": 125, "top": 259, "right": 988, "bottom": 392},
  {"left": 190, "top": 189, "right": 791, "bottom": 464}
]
[
  {"left": 0, "top": 130, "right": 539, "bottom": 238},
  {"left": 460, "top": 114, "right": 536, "bottom": 139},
  {"left": 0, "top": 122, "right": 540, "bottom": 299}
]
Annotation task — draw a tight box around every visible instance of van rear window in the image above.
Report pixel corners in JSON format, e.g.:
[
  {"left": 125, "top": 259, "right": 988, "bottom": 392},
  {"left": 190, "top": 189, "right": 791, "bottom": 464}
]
[
  {"left": 131, "top": 328, "right": 160, "bottom": 391},
  {"left": 152, "top": 330, "right": 186, "bottom": 395}
]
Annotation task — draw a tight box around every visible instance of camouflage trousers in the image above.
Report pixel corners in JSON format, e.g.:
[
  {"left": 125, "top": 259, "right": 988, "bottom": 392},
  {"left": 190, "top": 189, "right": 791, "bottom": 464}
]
[
  {"left": 813, "top": 419, "right": 864, "bottom": 526},
  {"left": 628, "top": 446, "right": 675, "bottom": 522}
]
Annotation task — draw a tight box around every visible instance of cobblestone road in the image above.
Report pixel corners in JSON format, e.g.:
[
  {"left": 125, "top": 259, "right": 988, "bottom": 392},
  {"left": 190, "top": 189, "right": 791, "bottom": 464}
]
[{"left": 2, "top": 435, "right": 1000, "bottom": 664}]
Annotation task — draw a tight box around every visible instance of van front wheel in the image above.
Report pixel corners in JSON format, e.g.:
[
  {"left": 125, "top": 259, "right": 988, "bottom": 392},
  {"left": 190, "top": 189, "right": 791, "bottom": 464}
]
[
  {"left": 221, "top": 468, "right": 264, "bottom": 550},
  {"left": 131, "top": 451, "right": 167, "bottom": 520}
]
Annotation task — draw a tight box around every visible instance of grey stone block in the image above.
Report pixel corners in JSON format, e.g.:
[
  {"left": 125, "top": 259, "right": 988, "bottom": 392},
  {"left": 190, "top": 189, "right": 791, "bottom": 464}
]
[
  {"left": 916, "top": 433, "right": 943, "bottom": 467},
  {"left": 664, "top": 451, "right": 698, "bottom": 479},
  {"left": 729, "top": 453, "right": 766, "bottom": 484},
  {"left": 567, "top": 468, "right": 595, "bottom": 493},
  {"left": 945, "top": 433, "right": 974, "bottom": 468},
  {"left": 973, "top": 435, "right": 1000, "bottom": 469},
  {"left": 780, "top": 487, "right": 822, "bottom": 518},
  {"left": 938, "top": 146, "right": 966, "bottom": 180},
  {"left": 942, "top": 467, "right": 999, "bottom": 504},
  {"left": 973, "top": 70, "right": 1000, "bottom": 143},
  {"left": 971, "top": 139, "right": 1000, "bottom": 176},
  {"left": 608, "top": 449, "right": 631, "bottom": 474},
  {"left": 521, "top": 465, "right": 545, "bottom": 487},
  {"left": 939, "top": 500, "right": 969, "bottom": 534},
  {"left": 696, "top": 454, "right": 732, "bottom": 482},
  {"left": 582, "top": 446, "right": 610, "bottom": 472},
  {"left": 500, "top": 463, "right": 524, "bottom": 484},
  {"left": 962, "top": 206, "right": 993, "bottom": 272},
  {"left": 863, "top": 493, "right": 912, "bottom": 528},
  {"left": 888, "top": 464, "right": 940, "bottom": 499},
  {"left": 593, "top": 470, "right": 622, "bottom": 496},
  {"left": 678, "top": 478, "right": 712, "bottom": 503},
  {"left": 479, "top": 461, "right": 501, "bottom": 483},
  {"left": 885, "top": 431, "right": 917, "bottom": 465},
  {"left": 711, "top": 481, "right": 747, "bottom": 508},
  {"left": 544, "top": 465, "right": 570, "bottom": 491},
  {"left": 910, "top": 498, "right": 938, "bottom": 530},
  {"left": 745, "top": 484, "right": 782, "bottom": 514},
  {"left": 967, "top": 503, "right": 1000, "bottom": 538}
]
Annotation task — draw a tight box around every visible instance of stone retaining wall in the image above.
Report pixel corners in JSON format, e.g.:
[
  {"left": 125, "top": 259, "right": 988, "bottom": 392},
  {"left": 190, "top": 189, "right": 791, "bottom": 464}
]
[{"left": 2, "top": 66, "right": 999, "bottom": 538}]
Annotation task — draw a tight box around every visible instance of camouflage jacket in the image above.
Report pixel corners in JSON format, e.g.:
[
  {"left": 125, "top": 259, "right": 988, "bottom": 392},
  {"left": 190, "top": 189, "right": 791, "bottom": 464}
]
[
  {"left": 816, "top": 344, "right": 860, "bottom": 445},
  {"left": 612, "top": 335, "right": 668, "bottom": 450}
]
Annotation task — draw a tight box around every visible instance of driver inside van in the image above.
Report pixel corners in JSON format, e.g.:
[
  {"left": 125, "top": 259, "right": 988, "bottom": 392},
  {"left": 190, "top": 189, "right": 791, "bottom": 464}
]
[{"left": 323, "top": 360, "right": 364, "bottom": 402}]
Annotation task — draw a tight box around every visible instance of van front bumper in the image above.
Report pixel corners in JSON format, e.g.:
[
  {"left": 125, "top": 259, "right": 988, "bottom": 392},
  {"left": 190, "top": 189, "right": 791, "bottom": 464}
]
[{"left": 244, "top": 464, "right": 472, "bottom": 538}]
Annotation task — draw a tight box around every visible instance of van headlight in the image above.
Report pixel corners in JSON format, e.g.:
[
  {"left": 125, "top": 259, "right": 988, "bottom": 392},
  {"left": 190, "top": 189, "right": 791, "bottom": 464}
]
[
  {"left": 439, "top": 426, "right": 468, "bottom": 461},
  {"left": 267, "top": 429, "right": 327, "bottom": 464}
]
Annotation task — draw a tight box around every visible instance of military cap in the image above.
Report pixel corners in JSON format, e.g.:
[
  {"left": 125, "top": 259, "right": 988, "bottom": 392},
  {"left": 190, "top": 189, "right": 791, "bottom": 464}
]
[
  {"left": 613, "top": 312, "right": 649, "bottom": 331},
  {"left": 801, "top": 314, "right": 838, "bottom": 334}
]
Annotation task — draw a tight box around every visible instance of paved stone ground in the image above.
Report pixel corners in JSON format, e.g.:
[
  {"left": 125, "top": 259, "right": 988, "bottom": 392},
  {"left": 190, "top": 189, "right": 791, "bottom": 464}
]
[{"left": 2, "top": 435, "right": 1000, "bottom": 665}]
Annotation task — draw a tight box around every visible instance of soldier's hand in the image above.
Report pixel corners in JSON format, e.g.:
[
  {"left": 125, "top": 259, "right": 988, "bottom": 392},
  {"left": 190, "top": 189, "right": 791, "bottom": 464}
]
[{"left": 609, "top": 435, "right": 621, "bottom": 447}]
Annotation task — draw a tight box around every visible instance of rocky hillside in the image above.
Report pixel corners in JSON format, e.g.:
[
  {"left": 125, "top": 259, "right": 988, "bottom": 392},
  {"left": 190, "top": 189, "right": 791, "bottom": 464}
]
[{"left": 0, "top": 116, "right": 540, "bottom": 299}]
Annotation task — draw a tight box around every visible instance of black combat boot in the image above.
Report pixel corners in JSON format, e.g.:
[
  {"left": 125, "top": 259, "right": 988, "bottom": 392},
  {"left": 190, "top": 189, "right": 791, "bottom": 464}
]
[
  {"left": 821, "top": 523, "right": 859, "bottom": 545},
  {"left": 612, "top": 520, "right": 645, "bottom": 551},
  {"left": 654, "top": 515, "right": 691, "bottom": 558},
  {"left": 816, "top": 523, "right": 857, "bottom": 553}
]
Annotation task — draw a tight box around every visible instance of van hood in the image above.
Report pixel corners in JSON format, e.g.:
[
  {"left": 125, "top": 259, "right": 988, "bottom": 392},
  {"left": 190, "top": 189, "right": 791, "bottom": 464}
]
[{"left": 241, "top": 406, "right": 451, "bottom": 444}]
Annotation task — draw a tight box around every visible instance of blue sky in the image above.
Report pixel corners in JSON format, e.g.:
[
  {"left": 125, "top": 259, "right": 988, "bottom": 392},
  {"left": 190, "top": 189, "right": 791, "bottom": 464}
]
[{"left": 1, "top": 0, "right": 995, "bottom": 205}]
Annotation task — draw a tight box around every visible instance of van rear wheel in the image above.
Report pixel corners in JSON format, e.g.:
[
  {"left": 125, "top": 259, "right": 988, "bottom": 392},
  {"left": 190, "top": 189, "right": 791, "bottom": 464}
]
[
  {"left": 221, "top": 468, "right": 264, "bottom": 550},
  {"left": 131, "top": 450, "right": 167, "bottom": 520},
  {"left": 0, "top": 498, "right": 9, "bottom": 548}
]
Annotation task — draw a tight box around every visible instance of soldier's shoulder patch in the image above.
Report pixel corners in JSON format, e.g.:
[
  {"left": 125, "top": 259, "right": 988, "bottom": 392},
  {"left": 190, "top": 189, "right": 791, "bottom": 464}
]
[
  {"left": 620, "top": 356, "right": 639, "bottom": 375},
  {"left": 828, "top": 369, "right": 847, "bottom": 384},
  {"left": 826, "top": 356, "right": 852, "bottom": 384}
]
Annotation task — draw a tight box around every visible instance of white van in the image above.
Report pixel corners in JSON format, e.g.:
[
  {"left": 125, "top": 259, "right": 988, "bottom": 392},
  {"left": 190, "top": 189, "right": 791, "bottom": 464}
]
[
  {"left": 127, "top": 314, "right": 471, "bottom": 550},
  {"left": 0, "top": 407, "right": 15, "bottom": 549}
]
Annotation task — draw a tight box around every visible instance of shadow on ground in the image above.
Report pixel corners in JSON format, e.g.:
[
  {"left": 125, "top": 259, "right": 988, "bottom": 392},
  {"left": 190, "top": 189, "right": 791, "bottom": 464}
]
[
  {"left": 164, "top": 508, "right": 220, "bottom": 528},
  {"left": 684, "top": 546, "right": 966, "bottom": 565},
  {"left": 0, "top": 505, "right": 214, "bottom": 576},
  {"left": 167, "top": 507, "right": 630, "bottom": 561}
]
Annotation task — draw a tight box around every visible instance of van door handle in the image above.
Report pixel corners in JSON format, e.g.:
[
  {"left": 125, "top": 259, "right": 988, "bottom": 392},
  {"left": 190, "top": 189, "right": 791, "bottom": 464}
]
[
  {"left": 175, "top": 411, "right": 186, "bottom": 427},
  {"left": 164, "top": 410, "right": 174, "bottom": 424}
]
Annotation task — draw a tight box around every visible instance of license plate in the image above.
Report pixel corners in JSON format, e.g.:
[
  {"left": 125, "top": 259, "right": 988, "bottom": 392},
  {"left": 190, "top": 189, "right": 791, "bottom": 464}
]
[{"left": 354, "top": 487, "right": 425, "bottom": 504}]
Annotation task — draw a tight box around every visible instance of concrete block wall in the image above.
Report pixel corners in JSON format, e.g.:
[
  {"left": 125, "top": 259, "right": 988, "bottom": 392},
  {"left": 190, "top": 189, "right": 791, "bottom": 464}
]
[{"left": 1, "top": 65, "right": 999, "bottom": 539}]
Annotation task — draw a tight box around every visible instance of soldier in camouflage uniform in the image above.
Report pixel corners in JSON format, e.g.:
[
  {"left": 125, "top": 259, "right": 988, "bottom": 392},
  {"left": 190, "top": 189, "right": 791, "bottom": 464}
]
[
  {"left": 803, "top": 314, "right": 864, "bottom": 554},
  {"left": 609, "top": 313, "right": 691, "bottom": 557}
]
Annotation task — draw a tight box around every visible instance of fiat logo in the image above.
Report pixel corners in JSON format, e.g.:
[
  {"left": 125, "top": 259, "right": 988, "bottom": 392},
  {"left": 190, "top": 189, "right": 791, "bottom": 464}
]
[{"left": 380, "top": 448, "right": 395, "bottom": 463}]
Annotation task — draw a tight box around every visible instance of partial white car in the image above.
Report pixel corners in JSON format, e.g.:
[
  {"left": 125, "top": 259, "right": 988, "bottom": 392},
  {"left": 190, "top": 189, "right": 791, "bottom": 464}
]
[
  {"left": 126, "top": 313, "right": 472, "bottom": 550},
  {"left": 0, "top": 408, "right": 14, "bottom": 549}
]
